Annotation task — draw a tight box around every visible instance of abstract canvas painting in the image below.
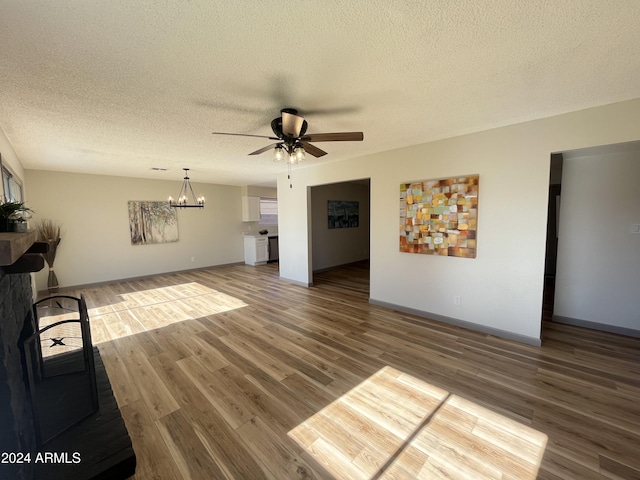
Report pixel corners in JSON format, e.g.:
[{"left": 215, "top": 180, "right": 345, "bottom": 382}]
[
  {"left": 400, "top": 175, "right": 479, "bottom": 258},
  {"left": 128, "top": 201, "right": 178, "bottom": 245},
  {"left": 328, "top": 200, "right": 359, "bottom": 229}
]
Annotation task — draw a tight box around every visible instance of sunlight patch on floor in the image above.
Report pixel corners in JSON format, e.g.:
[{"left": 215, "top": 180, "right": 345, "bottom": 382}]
[
  {"left": 289, "top": 366, "right": 547, "bottom": 480},
  {"left": 37, "top": 283, "right": 247, "bottom": 345}
]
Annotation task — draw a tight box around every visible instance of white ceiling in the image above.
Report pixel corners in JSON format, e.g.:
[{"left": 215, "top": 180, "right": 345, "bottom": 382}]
[{"left": 1, "top": 1, "right": 640, "bottom": 187}]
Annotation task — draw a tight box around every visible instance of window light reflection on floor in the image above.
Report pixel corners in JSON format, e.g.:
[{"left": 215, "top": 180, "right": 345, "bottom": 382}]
[
  {"left": 289, "top": 366, "right": 548, "bottom": 480},
  {"left": 37, "top": 283, "right": 248, "bottom": 345}
]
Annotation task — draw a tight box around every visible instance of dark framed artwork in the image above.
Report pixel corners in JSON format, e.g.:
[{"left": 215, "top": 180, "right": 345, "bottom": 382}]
[
  {"left": 328, "top": 200, "right": 359, "bottom": 229},
  {"left": 400, "top": 175, "right": 479, "bottom": 258}
]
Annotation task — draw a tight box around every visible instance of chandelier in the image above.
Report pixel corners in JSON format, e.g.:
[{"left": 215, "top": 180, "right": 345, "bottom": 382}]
[{"left": 168, "top": 168, "right": 205, "bottom": 208}]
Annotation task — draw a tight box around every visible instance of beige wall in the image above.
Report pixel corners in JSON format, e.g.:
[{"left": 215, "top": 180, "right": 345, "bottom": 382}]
[
  {"left": 241, "top": 185, "right": 277, "bottom": 198},
  {"left": 277, "top": 98, "right": 640, "bottom": 344},
  {"left": 555, "top": 147, "right": 640, "bottom": 333},
  {"left": 25, "top": 170, "right": 244, "bottom": 291}
]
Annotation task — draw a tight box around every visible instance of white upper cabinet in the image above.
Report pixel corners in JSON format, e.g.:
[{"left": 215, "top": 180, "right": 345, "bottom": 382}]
[{"left": 242, "top": 196, "right": 260, "bottom": 222}]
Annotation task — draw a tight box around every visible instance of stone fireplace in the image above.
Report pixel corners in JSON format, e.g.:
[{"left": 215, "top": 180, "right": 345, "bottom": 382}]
[{"left": 0, "top": 269, "right": 37, "bottom": 480}]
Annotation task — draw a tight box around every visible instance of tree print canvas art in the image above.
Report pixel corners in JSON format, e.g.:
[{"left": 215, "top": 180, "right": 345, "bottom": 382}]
[{"left": 128, "top": 201, "right": 178, "bottom": 245}]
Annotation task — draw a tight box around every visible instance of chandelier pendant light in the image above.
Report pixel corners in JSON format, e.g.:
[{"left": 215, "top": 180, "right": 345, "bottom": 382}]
[{"left": 168, "top": 168, "right": 205, "bottom": 208}]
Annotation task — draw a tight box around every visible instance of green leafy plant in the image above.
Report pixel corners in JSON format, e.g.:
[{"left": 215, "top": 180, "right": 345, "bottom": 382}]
[
  {"left": 0, "top": 201, "right": 33, "bottom": 232},
  {"left": 0, "top": 201, "right": 32, "bottom": 219}
]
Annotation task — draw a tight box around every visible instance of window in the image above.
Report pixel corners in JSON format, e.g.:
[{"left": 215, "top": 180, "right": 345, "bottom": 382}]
[
  {"left": 259, "top": 198, "right": 278, "bottom": 226},
  {"left": 1, "top": 165, "right": 23, "bottom": 202}
]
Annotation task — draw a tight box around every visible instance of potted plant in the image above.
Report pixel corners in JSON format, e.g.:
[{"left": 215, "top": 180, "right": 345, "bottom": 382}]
[
  {"left": 0, "top": 201, "right": 33, "bottom": 232},
  {"left": 12, "top": 214, "right": 29, "bottom": 232}
]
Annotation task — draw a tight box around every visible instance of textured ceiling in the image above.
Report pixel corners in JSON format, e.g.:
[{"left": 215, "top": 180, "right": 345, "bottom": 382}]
[{"left": 1, "top": 1, "right": 640, "bottom": 187}]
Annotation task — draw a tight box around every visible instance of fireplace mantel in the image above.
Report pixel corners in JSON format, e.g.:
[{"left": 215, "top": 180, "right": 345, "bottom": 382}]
[
  {"left": 0, "top": 231, "right": 37, "bottom": 265},
  {"left": 0, "top": 231, "right": 47, "bottom": 273}
]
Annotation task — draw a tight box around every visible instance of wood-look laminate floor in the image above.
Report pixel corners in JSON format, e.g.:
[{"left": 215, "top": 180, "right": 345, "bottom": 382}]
[{"left": 57, "top": 262, "right": 640, "bottom": 480}]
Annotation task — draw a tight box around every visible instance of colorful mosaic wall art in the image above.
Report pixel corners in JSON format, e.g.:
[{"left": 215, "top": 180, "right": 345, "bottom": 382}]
[{"left": 400, "top": 175, "right": 479, "bottom": 258}]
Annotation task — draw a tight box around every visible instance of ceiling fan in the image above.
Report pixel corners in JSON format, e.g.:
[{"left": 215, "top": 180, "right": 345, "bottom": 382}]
[{"left": 212, "top": 108, "right": 364, "bottom": 163}]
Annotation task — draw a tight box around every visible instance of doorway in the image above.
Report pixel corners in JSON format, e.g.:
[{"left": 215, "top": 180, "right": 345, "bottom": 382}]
[
  {"left": 309, "top": 179, "right": 371, "bottom": 293},
  {"left": 544, "top": 141, "right": 640, "bottom": 338},
  {"left": 542, "top": 154, "right": 563, "bottom": 322}
]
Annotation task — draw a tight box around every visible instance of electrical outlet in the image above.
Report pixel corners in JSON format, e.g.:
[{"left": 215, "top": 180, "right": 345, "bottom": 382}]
[
  {"left": 454, "top": 295, "right": 461, "bottom": 306},
  {"left": 191, "top": 256, "right": 196, "bottom": 262},
  {"left": 631, "top": 224, "right": 640, "bottom": 234}
]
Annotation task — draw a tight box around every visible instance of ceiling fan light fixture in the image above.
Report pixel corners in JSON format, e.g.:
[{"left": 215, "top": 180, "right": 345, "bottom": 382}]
[
  {"left": 211, "top": 108, "right": 363, "bottom": 170},
  {"left": 273, "top": 146, "right": 285, "bottom": 162},
  {"left": 294, "top": 145, "right": 306, "bottom": 162}
]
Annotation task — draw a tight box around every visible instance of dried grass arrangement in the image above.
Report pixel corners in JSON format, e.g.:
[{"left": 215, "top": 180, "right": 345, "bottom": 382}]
[{"left": 36, "top": 219, "right": 62, "bottom": 293}]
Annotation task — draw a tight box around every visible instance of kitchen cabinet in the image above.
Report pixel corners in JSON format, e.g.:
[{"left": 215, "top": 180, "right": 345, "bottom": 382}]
[
  {"left": 242, "top": 196, "right": 260, "bottom": 222},
  {"left": 244, "top": 235, "right": 268, "bottom": 265}
]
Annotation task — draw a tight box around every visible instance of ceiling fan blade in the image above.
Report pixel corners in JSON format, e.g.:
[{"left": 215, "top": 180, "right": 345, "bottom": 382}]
[
  {"left": 212, "top": 132, "right": 279, "bottom": 140},
  {"left": 248, "top": 143, "right": 281, "bottom": 156},
  {"left": 301, "top": 132, "right": 364, "bottom": 142},
  {"left": 300, "top": 142, "right": 328, "bottom": 158},
  {"left": 282, "top": 111, "right": 305, "bottom": 137}
]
